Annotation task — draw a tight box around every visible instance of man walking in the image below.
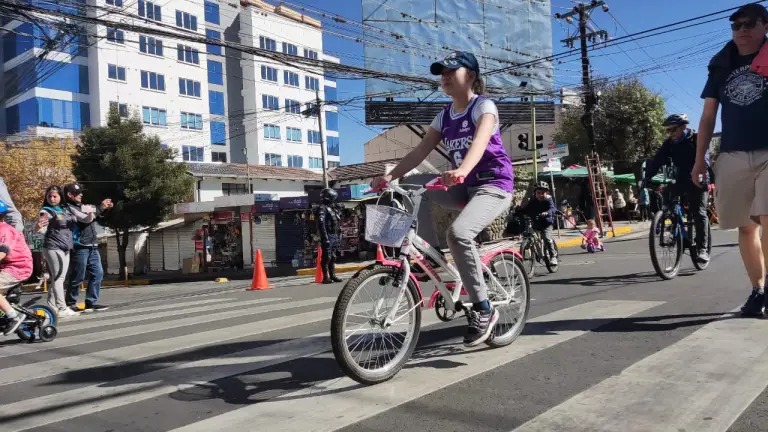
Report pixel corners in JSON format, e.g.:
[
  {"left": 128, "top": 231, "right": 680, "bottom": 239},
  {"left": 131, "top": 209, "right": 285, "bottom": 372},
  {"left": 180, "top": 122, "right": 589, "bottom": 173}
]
[
  {"left": 63, "top": 183, "right": 113, "bottom": 312},
  {"left": 693, "top": 3, "right": 768, "bottom": 316}
]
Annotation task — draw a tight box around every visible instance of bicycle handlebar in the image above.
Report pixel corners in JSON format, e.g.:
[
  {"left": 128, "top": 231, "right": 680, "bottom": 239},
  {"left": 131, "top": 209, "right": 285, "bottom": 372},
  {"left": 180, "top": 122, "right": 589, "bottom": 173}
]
[{"left": 369, "top": 176, "right": 465, "bottom": 196}]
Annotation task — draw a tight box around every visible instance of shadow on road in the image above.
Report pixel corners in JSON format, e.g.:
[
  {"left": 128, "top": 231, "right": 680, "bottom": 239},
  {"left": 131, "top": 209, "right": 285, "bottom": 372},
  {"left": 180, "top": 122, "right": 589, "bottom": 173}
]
[{"left": 539, "top": 271, "right": 697, "bottom": 288}]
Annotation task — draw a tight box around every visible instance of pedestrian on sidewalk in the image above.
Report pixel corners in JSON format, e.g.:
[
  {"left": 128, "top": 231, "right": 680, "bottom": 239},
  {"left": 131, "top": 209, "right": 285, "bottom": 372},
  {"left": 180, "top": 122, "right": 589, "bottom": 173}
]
[
  {"left": 62, "top": 183, "right": 113, "bottom": 313},
  {"left": 34, "top": 186, "right": 96, "bottom": 318},
  {"left": 692, "top": 3, "right": 768, "bottom": 316}
]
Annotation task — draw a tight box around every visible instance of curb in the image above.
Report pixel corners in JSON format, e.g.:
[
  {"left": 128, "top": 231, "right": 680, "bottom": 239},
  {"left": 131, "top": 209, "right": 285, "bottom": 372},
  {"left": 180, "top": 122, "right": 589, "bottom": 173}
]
[
  {"left": 296, "top": 263, "right": 368, "bottom": 277},
  {"left": 554, "top": 225, "right": 633, "bottom": 248}
]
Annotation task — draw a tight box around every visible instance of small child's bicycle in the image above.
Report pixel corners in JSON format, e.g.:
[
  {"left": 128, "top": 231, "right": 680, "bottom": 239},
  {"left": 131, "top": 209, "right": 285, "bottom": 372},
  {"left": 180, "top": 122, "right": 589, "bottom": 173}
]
[
  {"left": 0, "top": 283, "right": 58, "bottom": 343},
  {"left": 330, "top": 177, "right": 531, "bottom": 385}
]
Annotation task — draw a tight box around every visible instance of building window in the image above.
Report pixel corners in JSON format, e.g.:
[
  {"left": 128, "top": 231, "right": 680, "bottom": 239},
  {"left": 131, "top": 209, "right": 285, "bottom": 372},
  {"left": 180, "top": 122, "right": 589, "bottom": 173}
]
[
  {"left": 212, "top": 152, "right": 227, "bottom": 163},
  {"left": 304, "top": 48, "right": 318, "bottom": 59},
  {"left": 181, "top": 112, "right": 203, "bottom": 130},
  {"left": 259, "top": 36, "right": 276, "bottom": 51},
  {"left": 284, "top": 99, "right": 301, "bottom": 114},
  {"left": 328, "top": 161, "right": 340, "bottom": 168},
  {"left": 260, "top": 65, "right": 277, "bottom": 82},
  {"left": 305, "top": 76, "right": 319, "bottom": 91},
  {"left": 305, "top": 102, "right": 318, "bottom": 117},
  {"left": 263, "top": 124, "right": 280, "bottom": 139},
  {"left": 138, "top": 0, "right": 161, "bottom": 21},
  {"left": 265, "top": 153, "right": 282, "bottom": 166},
  {"left": 179, "top": 78, "right": 201, "bottom": 97},
  {"left": 139, "top": 35, "right": 163, "bottom": 56},
  {"left": 209, "top": 91, "right": 225, "bottom": 115},
  {"left": 177, "top": 44, "right": 200, "bottom": 65},
  {"left": 286, "top": 127, "right": 301, "bottom": 142},
  {"left": 327, "top": 136, "right": 339, "bottom": 156},
  {"left": 262, "top": 95, "right": 279, "bottom": 110},
  {"left": 107, "top": 64, "right": 126, "bottom": 81},
  {"left": 287, "top": 155, "right": 303, "bottom": 167},
  {"left": 109, "top": 101, "right": 128, "bottom": 118},
  {"left": 207, "top": 60, "right": 223, "bottom": 84},
  {"left": 325, "top": 111, "right": 339, "bottom": 131},
  {"left": 307, "top": 130, "right": 322, "bottom": 144},
  {"left": 324, "top": 85, "right": 337, "bottom": 102},
  {"left": 183, "top": 145, "right": 204, "bottom": 161},
  {"left": 309, "top": 157, "right": 323, "bottom": 169},
  {"left": 222, "top": 183, "right": 248, "bottom": 195},
  {"left": 5, "top": 98, "right": 91, "bottom": 133},
  {"left": 282, "top": 42, "right": 298, "bottom": 56},
  {"left": 284, "top": 71, "right": 299, "bottom": 87},
  {"left": 106, "top": 0, "right": 123, "bottom": 7},
  {"left": 142, "top": 106, "right": 167, "bottom": 126},
  {"left": 175, "top": 10, "right": 198, "bottom": 31},
  {"left": 204, "top": 1, "right": 220, "bottom": 24},
  {"left": 210, "top": 121, "right": 226, "bottom": 145},
  {"left": 205, "top": 29, "right": 221, "bottom": 55},
  {"left": 140, "top": 71, "right": 166, "bottom": 91},
  {"left": 106, "top": 28, "right": 124, "bottom": 44}
]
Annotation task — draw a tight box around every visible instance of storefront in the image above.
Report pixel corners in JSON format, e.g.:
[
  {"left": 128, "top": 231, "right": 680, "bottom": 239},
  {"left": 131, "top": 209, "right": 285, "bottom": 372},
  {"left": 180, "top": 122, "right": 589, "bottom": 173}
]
[{"left": 200, "top": 210, "right": 245, "bottom": 271}]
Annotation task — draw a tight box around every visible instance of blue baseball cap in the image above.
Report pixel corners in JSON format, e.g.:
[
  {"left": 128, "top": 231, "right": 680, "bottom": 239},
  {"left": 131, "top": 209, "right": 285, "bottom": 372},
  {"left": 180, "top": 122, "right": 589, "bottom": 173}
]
[{"left": 430, "top": 51, "right": 480, "bottom": 75}]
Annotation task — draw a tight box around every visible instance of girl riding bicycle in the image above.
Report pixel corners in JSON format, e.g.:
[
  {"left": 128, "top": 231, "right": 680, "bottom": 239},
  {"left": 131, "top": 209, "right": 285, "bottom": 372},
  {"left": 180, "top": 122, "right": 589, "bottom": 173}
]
[{"left": 371, "top": 51, "right": 515, "bottom": 347}]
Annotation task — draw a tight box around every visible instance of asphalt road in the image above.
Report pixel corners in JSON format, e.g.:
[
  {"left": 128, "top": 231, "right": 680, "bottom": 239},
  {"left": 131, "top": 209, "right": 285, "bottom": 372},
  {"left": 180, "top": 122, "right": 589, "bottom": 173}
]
[{"left": 2, "top": 227, "right": 766, "bottom": 432}]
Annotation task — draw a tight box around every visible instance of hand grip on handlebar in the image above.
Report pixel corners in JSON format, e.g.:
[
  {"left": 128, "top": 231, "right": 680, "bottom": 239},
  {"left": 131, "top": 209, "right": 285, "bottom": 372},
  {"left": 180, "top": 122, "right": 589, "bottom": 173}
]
[
  {"left": 370, "top": 181, "right": 389, "bottom": 193},
  {"left": 426, "top": 176, "right": 465, "bottom": 191}
]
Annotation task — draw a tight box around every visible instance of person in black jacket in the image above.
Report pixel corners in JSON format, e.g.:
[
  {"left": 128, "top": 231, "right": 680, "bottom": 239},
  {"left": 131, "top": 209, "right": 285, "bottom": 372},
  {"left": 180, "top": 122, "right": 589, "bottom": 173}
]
[
  {"left": 63, "top": 183, "right": 113, "bottom": 312},
  {"left": 642, "top": 113, "right": 710, "bottom": 264},
  {"left": 520, "top": 181, "right": 558, "bottom": 265},
  {"left": 314, "top": 188, "right": 342, "bottom": 284}
]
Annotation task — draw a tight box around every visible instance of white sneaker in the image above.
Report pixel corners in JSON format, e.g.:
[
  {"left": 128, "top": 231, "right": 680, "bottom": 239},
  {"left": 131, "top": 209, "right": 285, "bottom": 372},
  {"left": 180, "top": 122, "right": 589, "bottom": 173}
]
[{"left": 58, "top": 307, "right": 81, "bottom": 318}]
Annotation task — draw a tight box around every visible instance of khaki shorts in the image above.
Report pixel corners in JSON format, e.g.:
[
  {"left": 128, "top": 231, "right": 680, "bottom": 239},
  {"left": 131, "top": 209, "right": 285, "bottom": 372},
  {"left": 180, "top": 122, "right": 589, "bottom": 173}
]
[
  {"left": 0, "top": 271, "right": 21, "bottom": 294},
  {"left": 713, "top": 150, "right": 768, "bottom": 230}
]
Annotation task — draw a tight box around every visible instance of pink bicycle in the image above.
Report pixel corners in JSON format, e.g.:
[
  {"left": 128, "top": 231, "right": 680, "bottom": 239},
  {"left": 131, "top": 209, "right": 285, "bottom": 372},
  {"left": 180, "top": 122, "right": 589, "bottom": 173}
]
[{"left": 330, "top": 177, "right": 531, "bottom": 385}]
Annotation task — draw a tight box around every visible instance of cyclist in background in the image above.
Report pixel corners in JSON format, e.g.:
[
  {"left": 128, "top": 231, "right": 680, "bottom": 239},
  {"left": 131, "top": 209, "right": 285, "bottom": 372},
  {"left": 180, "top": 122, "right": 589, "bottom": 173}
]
[
  {"left": 371, "top": 51, "right": 514, "bottom": 347},
  {"left": 642, "top": 113, "right": 711, "bottom": 264},
  {"left": 519, "top": 181, "right": 558, "bottom": 265}
]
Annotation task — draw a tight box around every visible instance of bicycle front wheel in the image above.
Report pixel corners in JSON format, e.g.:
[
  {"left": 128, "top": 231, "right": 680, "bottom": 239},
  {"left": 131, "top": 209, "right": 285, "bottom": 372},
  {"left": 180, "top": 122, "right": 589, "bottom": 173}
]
[
  {"left": 649, "top": 211, "right": 683, "bottom": 280},
  {"left": 330, "top": 264, "right": 422, "bottom": 385},
  {"left": 484, "top": 253, "right": 531, "bottom": 348}
]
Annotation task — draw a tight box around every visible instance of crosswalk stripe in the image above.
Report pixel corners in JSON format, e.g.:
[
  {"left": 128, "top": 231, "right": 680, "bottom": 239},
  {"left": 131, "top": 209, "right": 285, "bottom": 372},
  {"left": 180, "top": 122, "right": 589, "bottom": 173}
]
[
  {"left": 62, "top": 297, "right": 286, "bottom": 332},
  {"left": 0, "top": 305, "right": 448, "bottom": 431},
  {"left": 0, "top": 297, "right": 324, "bottom": 360},
  {"left": 511, "top": 309, "right": 767, "bottom": 432},
  {"left": 0, "top": 297, "right": 336, "bottom": 385},
  {"left": 66, "top": 297, "right": 241, "bottom": 320},
  {"left": 165, "top": 300, "right": 665, "bottom": 432}
]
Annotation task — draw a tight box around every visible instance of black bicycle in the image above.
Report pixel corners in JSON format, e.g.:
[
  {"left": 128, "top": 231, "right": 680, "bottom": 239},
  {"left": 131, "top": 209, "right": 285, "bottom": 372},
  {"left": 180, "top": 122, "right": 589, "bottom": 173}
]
[
  {"left": 647, "top": 163, "right": 712, "bottom": 280},
  {"left": 509, "top": 212, "right": 559, "bottom": 278}
]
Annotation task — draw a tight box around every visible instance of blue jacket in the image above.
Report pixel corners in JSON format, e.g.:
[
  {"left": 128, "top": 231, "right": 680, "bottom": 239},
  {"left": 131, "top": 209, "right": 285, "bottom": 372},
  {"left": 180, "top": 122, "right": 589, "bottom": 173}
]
[{"left": 521, "top": 196, "right": 555, "bottom": 229}]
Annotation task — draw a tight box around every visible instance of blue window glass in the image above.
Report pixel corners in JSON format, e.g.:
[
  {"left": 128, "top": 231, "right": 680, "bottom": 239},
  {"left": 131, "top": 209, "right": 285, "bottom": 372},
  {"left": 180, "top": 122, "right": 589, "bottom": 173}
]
[
  {"left": 140, "top": 71, "right": 165, "bottom": 91},
  {"left": 5, "top": 97, "right": 90, "bottom": 133},
  {"left": 204, "top": 1, "right": 220, "bottom": 24},
  {"left": 325, "top": 111, "right": 338, "bottom": 131},
  {"left": 107, "top": 64, "right": 126, "bottom": 82},
  {"left": 176, "top": 11, "right": 198, "bottom": 30},
  {"left": 284, "top": 71, "right": 299, "bottom": 87},
  {"left": 179, "top": 78, "right": 201, "bottom": 97},
  {"left": 141, "top": 106, "right": 167, "bottom": 126},
  {"left": 205, "top": 29, "right": 221, "bottom": 55},
  {"left": 209, "top": 91, "right": 225, "bottom": 115},
  {"left": 260, "top": 66, "right": 277, "bottom": 82},
  {"left": 207, "top": 60, "right": 223, "bottom": 84},
  {"left": 261, "top": 95, "right": 279, "bottom": 110},
  {"left": 5, "top": 59, "right": 91, "bottom": 97},
  {"left": 327, "top": 136, "right": 339, "bottom": 156},
  {"left": 324, "top": 85, "right": 337, "bottom": 102},
  {"left": 287, "top": 155, "right": 303, "bottom": 167},
  {"left": 182, "top": 145, "right": 204, "bottom": 161},
  {"left": 210, "top": 121, "right": 226, "bottom": 145}
]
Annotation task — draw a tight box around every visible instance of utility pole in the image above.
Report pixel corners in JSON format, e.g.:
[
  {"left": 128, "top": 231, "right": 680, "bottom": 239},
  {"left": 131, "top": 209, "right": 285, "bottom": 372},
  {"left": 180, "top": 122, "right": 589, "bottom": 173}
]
[
  {"left": 304, "top": 91, "right": 329, "bottom": 188},
  {"left": 530, "top": 97, "right": 538, "bottom": 180},
  {"left": 556, "top": 1, "right": 609, "bottom": 154}
]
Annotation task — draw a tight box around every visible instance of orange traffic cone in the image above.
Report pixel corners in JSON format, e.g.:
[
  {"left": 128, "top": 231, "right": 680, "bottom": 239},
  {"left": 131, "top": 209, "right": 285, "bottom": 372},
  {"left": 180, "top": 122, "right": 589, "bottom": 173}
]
[
  {"left": 314, "top": 246, "right": 324, "bottom": 283},
  {"left": 247, "top": 249, "right": 271, "bottom": 291},
  {"left": 376, "top": 244, "right": 385, "bottom": 262}
]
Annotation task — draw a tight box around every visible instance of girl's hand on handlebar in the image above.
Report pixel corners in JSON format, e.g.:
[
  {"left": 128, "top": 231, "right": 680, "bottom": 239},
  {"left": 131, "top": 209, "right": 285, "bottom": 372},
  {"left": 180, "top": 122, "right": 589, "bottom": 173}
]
[
  {"left": 441, "top": 169, "right": 466, "bottom": 187},
  {"left": 370, "top": 175, "right": 392, "bottom": 192}
]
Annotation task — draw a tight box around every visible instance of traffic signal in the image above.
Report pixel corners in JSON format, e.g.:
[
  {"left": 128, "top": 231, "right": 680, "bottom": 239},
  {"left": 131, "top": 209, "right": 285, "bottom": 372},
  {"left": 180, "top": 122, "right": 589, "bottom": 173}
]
[
  {"left": 535, "top": 134, "right": 544, "bottom": 149},
  {"left": 517, "top": 133, "right": 529, "bottom": 150}
]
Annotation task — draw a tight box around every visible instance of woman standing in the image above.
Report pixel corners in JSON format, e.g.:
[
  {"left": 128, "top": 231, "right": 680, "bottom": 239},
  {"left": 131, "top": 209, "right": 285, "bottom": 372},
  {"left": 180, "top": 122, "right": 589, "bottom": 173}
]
[{"left": 35, "top": 186, "right": 94, "bottom": 317}]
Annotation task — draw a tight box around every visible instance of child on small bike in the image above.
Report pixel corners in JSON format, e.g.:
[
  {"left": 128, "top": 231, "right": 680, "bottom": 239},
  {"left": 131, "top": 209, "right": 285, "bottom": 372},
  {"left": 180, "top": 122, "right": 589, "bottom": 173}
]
[
  {"left": 581, "top": 219, "right": 604, "bottom": 253},
  {"left": 371, "top": 51, "right": 515, "bottom": 347},
  {"left": 0, "top": 198, "right": 33, "bottom": 335}
]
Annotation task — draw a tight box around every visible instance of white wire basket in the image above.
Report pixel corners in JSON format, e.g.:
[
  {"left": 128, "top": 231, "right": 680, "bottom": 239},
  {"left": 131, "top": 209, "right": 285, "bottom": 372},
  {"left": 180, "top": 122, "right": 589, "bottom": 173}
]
[{"left": 364, "top": 204, "right": 416, "bottom": 248}]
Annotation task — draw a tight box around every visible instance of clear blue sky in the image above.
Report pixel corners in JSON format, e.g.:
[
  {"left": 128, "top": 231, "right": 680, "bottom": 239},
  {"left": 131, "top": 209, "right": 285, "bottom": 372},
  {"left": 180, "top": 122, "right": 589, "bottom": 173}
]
[{"left": 288, "top": 0, "right": 739, "bottom": 165}]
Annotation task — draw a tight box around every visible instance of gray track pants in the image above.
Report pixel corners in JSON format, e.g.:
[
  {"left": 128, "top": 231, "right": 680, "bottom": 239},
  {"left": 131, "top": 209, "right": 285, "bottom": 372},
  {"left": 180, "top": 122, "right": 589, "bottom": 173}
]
[
  {"left": 404, "top": 174, "right": 513, "bottom": 304},
  {"left": 43, "top": 248, "right": 70, "bottom": 311}
]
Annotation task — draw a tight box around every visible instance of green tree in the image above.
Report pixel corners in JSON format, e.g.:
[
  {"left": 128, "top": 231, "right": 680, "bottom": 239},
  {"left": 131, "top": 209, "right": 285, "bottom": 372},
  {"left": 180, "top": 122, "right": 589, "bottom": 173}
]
[
  {"left": 554, "top": 77, "right": 667, "bottom": 165},
  {"left": 72, "top": 107, "right": 194, "bottom": 279}
]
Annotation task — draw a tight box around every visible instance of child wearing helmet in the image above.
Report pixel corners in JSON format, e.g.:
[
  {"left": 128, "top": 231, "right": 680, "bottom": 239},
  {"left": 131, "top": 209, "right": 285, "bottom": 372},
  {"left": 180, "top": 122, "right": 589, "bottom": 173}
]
[
  {"left": 519, "top": 181, "right": 559, "bottom": 264},
  {"left": 0, "top": 198, "right": 33, "bottom": 335}
]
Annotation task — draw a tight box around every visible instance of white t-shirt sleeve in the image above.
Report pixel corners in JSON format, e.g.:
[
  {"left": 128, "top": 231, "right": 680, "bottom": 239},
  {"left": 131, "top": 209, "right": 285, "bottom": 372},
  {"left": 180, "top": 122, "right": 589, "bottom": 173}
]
[
  {"left": 429, "top": 110, "right": 443, "bottom": 133},
  {"left": 472, "top": 98, "right": 500, "bottom": 131}
]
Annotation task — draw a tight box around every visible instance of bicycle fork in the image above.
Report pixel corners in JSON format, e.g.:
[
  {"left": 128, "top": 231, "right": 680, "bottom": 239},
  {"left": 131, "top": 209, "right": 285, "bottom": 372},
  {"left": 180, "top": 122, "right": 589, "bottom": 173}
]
[{"left": 380, "top": 257, "right": 419, "bottom": 328}]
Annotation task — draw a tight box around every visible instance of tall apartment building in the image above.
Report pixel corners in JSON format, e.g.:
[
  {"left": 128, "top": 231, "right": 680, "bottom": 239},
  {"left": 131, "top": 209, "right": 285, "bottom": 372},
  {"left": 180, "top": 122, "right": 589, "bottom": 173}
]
[{"left": 0, "top": 0, "right": 340, "bottom": 171}]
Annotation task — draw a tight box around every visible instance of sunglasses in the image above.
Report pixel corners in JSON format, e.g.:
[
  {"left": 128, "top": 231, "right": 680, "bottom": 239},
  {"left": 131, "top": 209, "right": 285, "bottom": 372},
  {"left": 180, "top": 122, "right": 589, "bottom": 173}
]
[{"left": 731, "top": 19, "right": 760, "bottom": 31}]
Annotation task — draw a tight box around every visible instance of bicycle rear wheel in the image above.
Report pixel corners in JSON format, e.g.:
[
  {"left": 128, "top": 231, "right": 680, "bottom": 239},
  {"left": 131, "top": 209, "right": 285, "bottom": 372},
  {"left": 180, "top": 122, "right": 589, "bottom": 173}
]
[
  {"left": 484, "top": 253, "right": 530, "bottom": 348},
  {"left": 649, "top": 211, "right": 683, "bottom": 280},
  {"left": 330, "top": 264, "right": 422, "bottom": 385}
]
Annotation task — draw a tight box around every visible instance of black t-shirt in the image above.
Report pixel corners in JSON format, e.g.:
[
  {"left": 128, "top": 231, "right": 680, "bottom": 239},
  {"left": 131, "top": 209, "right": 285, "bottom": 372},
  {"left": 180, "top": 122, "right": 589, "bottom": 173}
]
[{"left": 701, "top": 52, "right": 768, "bottom": 152}]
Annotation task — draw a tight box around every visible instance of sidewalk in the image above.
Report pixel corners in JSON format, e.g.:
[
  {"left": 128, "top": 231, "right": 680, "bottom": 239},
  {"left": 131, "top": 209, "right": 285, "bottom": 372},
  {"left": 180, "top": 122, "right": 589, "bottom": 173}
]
[{"left": 22, "top": 220, "right": 647, "bottom": 292}]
